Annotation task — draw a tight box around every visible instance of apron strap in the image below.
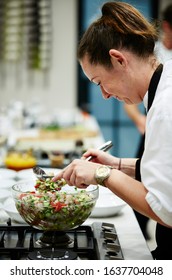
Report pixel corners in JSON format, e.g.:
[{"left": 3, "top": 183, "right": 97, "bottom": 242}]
[
  {"left": 135, "top": 63, "right": 163, "bottom": 181},
  {"left": 147, "top": 63, "right": 163, "bottom": 111}
]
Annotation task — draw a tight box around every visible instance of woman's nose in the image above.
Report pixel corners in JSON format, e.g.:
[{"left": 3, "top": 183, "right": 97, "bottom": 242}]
[{"left": 101, "top": 86, "right": 110, "bottom": 99}]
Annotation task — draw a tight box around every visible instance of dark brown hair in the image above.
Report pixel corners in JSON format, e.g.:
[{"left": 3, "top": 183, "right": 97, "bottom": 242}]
[{"left": 77, "top": 2, "right": 158, "bottom": 68}]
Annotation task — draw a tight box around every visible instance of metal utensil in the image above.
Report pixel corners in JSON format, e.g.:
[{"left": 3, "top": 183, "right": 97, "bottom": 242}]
[
  {"left": 33, "top": 166, "right": 54, "bottom": 180},
  {"left": 33, "top": 140, "right": 113, "bottom": 180},
  {"left": 85, "top": 140, "right": 113, "bottom": 161},
  {"left": 33, "top": 166, "right": 66, "bottom": 185}
]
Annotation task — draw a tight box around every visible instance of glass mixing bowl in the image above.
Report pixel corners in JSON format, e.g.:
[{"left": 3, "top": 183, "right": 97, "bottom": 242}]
[{"left": 12, "top": 180, "right": 99, "bottom": 231}]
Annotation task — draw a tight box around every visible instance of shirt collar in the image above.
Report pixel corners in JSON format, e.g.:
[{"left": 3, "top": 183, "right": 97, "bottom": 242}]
[{"left": 143, "top": 91, "right": 148, "bottom": 112}]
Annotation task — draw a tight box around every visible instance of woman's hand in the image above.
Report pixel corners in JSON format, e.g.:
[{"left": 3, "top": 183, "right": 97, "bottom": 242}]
[
  {"left": 52, "top": 149, "right": 119, "bottom": 188},
  {"left": 82, "top": 149, "right": 119, "bottom": 167},
  {"left": 52, "top": 159, "right": 101, "bottom": 188}
]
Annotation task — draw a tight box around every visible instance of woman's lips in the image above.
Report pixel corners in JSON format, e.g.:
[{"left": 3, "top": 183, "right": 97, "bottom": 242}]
[{"left": 114, "top": 96, "right": 122, "bottom": 101}]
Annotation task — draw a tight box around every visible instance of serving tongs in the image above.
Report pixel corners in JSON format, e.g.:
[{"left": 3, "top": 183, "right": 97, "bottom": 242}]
[{"left": 33, "top": 140, "right": 113, "bottom": 181}]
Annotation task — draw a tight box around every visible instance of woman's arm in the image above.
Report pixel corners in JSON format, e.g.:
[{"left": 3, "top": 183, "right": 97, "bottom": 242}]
[
  {"left": 124, "top": 104, "right": 146, "bottom": 134},
  {"left": 53, "top": 151, "right": 171, "bottom": 228},
  {"left": 105, "top": 167, "right": 169, "bottom": 227}
]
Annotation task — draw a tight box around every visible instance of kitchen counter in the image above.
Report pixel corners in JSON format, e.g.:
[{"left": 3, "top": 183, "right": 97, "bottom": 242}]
[{"left": 85, "top": 205, "right": 153, "bottom": 260}]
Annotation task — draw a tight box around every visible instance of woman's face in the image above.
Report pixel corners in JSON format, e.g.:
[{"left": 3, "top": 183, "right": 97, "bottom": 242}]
[{"left": 80, "top": 54, "right": 143, "bottom": 104}]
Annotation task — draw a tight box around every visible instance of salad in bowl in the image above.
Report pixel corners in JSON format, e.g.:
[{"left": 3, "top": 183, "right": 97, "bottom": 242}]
[{"left": 12, "top": 178, "right": 98, "bottom": 231}]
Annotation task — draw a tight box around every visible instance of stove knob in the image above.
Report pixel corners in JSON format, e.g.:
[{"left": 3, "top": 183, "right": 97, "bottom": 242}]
[
  {"left": 102, "top": 222, "right": 115, "bottom": 231},
  {"left": 106, "top": 242, "right": 121, "bottom": 253},
  {"left": 104, "top": 231, "right": 117, "bottom": 241},
  {"left": 106, "top": 252, "right": 123, "bottom": 260}
]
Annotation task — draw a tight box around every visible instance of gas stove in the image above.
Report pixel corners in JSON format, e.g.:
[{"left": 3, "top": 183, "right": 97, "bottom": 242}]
[{"left": 0, "top": 219, "right": 124, "bottom": 260}]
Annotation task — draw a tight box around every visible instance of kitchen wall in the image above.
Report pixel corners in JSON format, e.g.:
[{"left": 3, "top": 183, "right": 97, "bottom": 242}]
[
  {"left": 0, "top": 0, "right": 78, "bottom": 113},
  {"left": 1, "top": 0, "right": 170, "bottom": 122}
]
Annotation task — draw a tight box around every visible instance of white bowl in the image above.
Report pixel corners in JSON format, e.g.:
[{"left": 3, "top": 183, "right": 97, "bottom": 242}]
[
  {"left": 90, "top": 186, "right": 126, "bottom": 217},
  {"left": 0, "top": 168, "right": 17, "bottom": 180},
  {"left": 16, "top": 168, "right": 37, "bottom": 180},
  {"left": 16, "top": 167, "right": 61, "bottom": 180}
]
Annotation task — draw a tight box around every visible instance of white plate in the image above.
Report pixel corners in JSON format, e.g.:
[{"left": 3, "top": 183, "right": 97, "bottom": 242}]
[
  {"left": 90, "top": 186, "right": 126, "bottom": 217},
  {"left": 16, "top": 167, "right": 61, "bottom": 180},
  {"left": 0, "top": 168, "right": 17, "bottom": 180},
  {"left": 0, "top": 209, "right": 9, "bottom": 223},
  {"left": 0, "top": 189, "right": 12, "bottom": 202},
  {"left": 0, "top": 179, "right": 16, "bottom": 190},
  {"left": 3, "top": 198, "right": 26, "bottom": 224}
]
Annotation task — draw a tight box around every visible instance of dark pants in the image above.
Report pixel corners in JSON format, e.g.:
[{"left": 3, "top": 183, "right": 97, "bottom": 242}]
[
  {"left": 134, "top": 209, "right": 150, "bottom": 239},
  {"left": 151, "top": 223, "right": 172, "bottom": 260}
]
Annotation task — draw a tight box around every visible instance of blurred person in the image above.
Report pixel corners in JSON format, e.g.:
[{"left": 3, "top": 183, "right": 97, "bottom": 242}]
[
  {"left": 53, "top": 2, "right": 172, "bottom": 259},
  {"left": 124, "top": 3, "right": 172, "bottom": 239},
  {"left": 155, "top": 3, "right": 172, "bottom": 62}
]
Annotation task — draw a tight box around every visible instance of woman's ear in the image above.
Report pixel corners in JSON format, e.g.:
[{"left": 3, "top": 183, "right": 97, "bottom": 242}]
[{"left": 109, "top": 49, "right": 127, "bottom": 67}]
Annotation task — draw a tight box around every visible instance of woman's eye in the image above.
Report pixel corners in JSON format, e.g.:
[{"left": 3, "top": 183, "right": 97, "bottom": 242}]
[{"left": 97, "top": 82, "right": 100, "bottom": 86}]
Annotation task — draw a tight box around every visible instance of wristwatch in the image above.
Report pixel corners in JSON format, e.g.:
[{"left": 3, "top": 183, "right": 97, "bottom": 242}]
[{"left": 94, "top": 165, "right": 112, "bottom": 186}]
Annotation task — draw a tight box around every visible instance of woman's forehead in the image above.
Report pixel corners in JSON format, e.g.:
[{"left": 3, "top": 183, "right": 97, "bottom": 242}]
[
  {"left": 80, "top": 56, "right": 96, "bottom": 80},
  {"left": 80, "top": 55, "right": 104, "bottom": 81}
]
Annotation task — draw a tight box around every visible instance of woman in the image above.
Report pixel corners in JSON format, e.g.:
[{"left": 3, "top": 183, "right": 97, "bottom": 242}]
[
  {"left": 123, "top": 3, "right": 172, "bottom": 240},
  {"left": 53, "top": 2, "right": 172, "bottom": 259}
]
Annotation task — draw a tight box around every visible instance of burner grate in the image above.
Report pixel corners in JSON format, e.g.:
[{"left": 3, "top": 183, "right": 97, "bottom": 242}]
[
  {"left": 0, "top": 220, "right": 98, "bottom": 260},
  {"left": 28, "top": 249, "right": 78, "bottom": 260},
  {"left": 0, "top": 220, "right": 124, "bottom": 260}
]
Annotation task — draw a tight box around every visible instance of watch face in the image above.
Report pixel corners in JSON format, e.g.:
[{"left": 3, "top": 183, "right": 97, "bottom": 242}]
[
  {"left": 95, "top": 165, "right": 111, "bottom": 186},
  {"left": 97, "top": 166, "right": 109, "bottom": 176}
]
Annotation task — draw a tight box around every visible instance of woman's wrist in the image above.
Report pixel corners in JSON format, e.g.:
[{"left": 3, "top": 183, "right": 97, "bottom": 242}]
[
  {"left": 112, "top": 157, "right": 136, "bottom": 178},
  {"left": 119, "top": 158, "right": 137, "bottom": 178},
  {"left": 111, "top": 158, "right": 122, "bottom": 170}
]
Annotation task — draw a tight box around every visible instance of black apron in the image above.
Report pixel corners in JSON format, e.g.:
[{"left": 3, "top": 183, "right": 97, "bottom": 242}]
[{"left": 135, "top": 64, "right": 172, "bottom": 260}]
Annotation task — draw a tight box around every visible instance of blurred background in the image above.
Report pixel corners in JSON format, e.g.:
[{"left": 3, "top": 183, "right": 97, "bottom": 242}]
[{"left": 0, "top": 0, "right": 171, "bottom": 159}]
